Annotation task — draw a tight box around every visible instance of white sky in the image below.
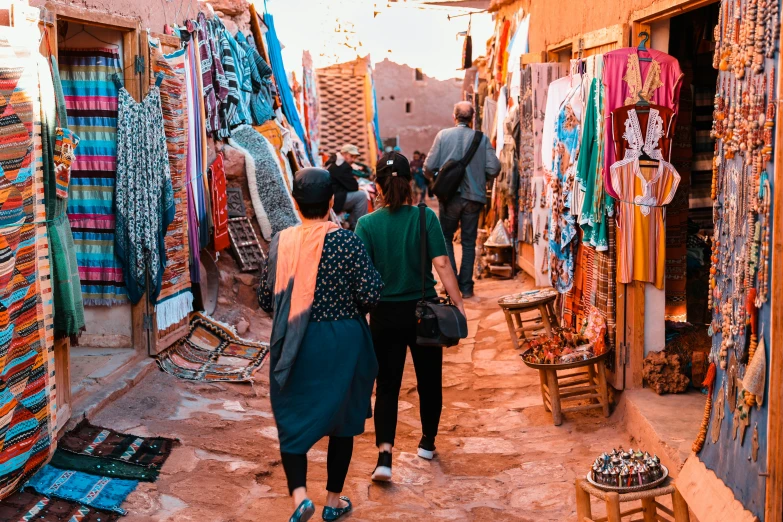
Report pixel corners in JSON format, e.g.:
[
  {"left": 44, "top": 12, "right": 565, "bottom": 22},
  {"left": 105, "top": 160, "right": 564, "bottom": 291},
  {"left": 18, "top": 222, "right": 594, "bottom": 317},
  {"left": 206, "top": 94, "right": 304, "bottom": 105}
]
[{"left": 260, "top": 0, "right": 494, "bottom": 80}]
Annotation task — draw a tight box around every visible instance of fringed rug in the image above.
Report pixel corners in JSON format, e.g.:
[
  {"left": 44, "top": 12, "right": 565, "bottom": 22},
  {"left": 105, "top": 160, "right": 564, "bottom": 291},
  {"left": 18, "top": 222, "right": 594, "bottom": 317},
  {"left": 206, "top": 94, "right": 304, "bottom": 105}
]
[
  {"left": 0, "top": 490, "right": 120, "bottom": 522},
  {"left": 59, "top": 419, "right": 178, "bottom": 470},
  {"left": 24, "top": 466, "right": 138, "bottom": 514},
  {"left": 229, "top": 124, "right": 299, "bottom": 241},
  {"left": 150, "top": 39, "right": 193, "bottom": 330},
  {"left": 157, "top": 312, "right": 269, "bottom": 382},
  {"left": 59, "top": 48, "right": 127, "bottom": 305}
]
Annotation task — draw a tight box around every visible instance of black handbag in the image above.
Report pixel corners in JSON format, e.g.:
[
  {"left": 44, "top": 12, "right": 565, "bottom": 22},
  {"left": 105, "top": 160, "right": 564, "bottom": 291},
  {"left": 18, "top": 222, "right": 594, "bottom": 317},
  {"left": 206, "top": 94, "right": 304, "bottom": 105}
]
[
  {"left": 415, "top": 203, "right": 468, "bottom": 347},
  {"left": 431, "top": 130, "right": 483, "bottom": 203}
]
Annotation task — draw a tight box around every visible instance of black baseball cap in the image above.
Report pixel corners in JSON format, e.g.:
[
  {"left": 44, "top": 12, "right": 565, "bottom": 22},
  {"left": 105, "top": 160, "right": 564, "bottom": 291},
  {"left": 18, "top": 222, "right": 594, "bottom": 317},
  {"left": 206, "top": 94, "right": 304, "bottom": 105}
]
[
  {"left": 376, "top": 151, "right": 411, "bottom": 180},
  {"left": 292, "top": 168, "right": 334, "bottom": 204}
]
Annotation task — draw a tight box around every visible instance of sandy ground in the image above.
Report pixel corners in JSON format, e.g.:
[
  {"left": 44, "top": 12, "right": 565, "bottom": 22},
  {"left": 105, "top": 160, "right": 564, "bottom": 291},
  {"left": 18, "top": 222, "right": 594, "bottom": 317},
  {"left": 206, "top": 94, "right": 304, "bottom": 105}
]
[{"left": 95, "top": 273, "right": 635, "bottom": 522}]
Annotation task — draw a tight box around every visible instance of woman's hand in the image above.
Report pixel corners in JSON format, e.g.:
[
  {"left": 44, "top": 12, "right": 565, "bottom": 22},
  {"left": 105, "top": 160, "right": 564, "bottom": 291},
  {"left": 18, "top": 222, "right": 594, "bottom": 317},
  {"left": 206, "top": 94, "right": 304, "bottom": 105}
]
[{"left": 432, "top": 255, "right": 465, "bottom": 316}]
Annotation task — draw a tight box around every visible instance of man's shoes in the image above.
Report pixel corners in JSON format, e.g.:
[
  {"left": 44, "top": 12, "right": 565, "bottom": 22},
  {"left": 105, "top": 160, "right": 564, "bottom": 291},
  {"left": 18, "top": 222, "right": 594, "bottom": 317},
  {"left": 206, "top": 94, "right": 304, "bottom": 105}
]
[
  {"left": 417, "top": 436, "right": 436, "bottom": 460},
  {"left": 461, "top": 288, "right": 475, "bottom": 299}
]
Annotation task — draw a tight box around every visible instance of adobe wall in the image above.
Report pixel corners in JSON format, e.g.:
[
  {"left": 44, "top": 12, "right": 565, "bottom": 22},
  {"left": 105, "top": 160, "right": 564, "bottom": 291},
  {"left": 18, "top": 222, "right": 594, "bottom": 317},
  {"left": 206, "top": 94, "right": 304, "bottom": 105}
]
[
  {"left": 375, "top": 59, "right": 462, "bottom": 157},
  {"left": 492, "top": 0, "right": 658, "bottom": 53}
]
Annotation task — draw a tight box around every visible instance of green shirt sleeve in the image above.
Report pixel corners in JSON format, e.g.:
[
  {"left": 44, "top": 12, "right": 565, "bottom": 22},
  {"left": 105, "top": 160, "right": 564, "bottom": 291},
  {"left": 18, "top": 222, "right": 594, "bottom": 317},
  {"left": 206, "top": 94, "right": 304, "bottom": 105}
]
[
  {"left": 354, "top": 218, "right": 373, "bottom": 261},
  {"left": 425, "top": 208, "right": 448, "bottom": 259}
]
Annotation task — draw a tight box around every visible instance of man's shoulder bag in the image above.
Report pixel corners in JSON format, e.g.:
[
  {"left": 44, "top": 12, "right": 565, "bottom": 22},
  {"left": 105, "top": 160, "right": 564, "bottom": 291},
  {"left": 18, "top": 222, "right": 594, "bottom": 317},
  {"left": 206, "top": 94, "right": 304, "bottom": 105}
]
[
  {"left": 415, "top": 203, "right": 468, "bottom": 347},
  {"left": 431, "top": 130, "right": 483, "bottom": 203}
]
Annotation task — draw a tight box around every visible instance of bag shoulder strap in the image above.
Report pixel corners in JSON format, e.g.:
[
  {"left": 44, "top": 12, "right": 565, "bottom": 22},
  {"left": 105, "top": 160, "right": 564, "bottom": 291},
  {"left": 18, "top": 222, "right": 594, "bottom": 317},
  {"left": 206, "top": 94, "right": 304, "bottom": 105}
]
[
  {"left": 419, "top": 202, "right": 428, "bottom": 300},
  {"left": 459, "top": 130, "right": 484, "bottom": 167}
]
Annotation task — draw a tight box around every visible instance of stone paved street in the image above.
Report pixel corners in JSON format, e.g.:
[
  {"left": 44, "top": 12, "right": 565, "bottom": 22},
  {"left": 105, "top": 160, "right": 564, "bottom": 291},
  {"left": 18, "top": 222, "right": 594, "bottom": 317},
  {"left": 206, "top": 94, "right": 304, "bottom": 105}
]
[{"left": 96, "top": 274, "right": 633, "bottom": 521}]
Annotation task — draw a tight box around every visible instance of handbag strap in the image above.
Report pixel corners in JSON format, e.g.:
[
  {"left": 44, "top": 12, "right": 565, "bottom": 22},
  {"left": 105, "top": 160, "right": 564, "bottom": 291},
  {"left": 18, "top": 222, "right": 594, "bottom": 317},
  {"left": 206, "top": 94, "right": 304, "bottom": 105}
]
[
  {"left": 419, "top": 202, "right": 428, "bottom": 301},
  {"left": 459, "top": 130, "right": 484, "bottom": 168}
]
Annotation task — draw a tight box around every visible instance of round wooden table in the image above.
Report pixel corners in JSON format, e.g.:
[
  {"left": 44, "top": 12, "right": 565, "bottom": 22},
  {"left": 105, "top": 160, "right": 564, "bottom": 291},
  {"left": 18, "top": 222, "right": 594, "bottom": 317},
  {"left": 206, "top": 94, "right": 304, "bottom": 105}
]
[{"left": 497, "top": 289, "right": 559, "bottom": 350}]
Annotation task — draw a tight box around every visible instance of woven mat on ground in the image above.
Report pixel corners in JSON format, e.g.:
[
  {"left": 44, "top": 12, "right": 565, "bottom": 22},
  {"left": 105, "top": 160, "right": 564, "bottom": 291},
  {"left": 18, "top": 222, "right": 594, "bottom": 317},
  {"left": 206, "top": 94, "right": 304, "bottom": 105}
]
[
  {"left": 0, "top": 490, "right": 120, "bottom": 521},
  {"left": 24, "top": 466, "right": 138, "bottom": 514},
  {"left": 59, "top": 419, "right": 178, "bottom": 470},
  {"left": 157, "top": 312, "right": 269, "bottom": 382},
  {"left": 50, "top": 449, "right": 160, "bottom": 482}
]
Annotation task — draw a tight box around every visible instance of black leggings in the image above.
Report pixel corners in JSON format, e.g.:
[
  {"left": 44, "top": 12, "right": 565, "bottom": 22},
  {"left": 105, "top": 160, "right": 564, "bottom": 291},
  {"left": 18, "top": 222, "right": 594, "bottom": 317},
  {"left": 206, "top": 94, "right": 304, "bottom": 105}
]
[
  {"left": 280, "top": 436, "right": 353, "bottom": 496},
  {"left": 370, "top": 300, "right": 443, "bottom": 447}
]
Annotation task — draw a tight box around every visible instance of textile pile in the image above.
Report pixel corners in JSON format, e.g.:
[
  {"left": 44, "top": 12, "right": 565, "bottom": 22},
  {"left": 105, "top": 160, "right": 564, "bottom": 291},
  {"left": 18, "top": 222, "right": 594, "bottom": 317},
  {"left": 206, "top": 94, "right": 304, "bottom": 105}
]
[
  {"left": 157, "top": 312, "right": 270, "bottom": 382},
  {"left": 16, "top": 420, "right": 178, "bottom": 516}
]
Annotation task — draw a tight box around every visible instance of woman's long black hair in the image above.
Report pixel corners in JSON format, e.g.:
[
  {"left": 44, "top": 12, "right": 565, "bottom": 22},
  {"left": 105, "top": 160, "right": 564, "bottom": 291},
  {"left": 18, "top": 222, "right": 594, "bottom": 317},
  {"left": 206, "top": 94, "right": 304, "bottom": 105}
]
[{"left": 377, "top": 175, "right": 413, "bottom": 212}]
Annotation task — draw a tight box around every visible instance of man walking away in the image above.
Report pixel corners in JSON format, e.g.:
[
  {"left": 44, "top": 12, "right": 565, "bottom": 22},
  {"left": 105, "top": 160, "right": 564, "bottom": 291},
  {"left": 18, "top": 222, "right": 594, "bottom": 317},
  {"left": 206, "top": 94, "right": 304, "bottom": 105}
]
[
  {"left": 326, "top": 144, "right": 369, "bottom": 229},
  {"left": 425, "top": 101, "right": 500, "bottom": 298}
]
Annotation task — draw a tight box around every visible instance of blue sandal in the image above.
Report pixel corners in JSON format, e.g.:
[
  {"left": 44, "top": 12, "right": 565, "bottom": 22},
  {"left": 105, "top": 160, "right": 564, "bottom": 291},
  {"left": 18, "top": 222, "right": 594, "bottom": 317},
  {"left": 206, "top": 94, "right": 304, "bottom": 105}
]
[
  {"left": 289, "top": 499, "right": 315, "bottom": 522},
  {"left": 322, "top": 497, "right": 352, "bottom": 521}
]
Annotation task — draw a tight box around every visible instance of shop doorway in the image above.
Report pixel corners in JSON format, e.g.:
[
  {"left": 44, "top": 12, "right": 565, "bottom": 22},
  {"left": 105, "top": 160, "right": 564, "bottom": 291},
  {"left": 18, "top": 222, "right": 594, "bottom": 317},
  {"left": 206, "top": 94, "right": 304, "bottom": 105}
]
[{"left": 657, "top": 4, "right": 719, "bottom": 377}]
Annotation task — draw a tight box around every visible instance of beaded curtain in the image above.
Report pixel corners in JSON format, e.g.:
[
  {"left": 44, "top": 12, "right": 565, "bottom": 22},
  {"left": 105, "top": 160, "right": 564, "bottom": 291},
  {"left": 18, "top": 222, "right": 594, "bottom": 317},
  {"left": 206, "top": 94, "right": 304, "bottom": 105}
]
[{"left": 694, "top": 0, "right": 778, "bottom": 515}]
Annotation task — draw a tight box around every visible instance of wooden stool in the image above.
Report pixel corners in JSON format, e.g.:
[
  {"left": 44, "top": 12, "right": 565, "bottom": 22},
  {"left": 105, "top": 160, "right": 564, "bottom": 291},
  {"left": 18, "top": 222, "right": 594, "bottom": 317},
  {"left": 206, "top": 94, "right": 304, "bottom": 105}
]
[
  {"left": 538, "top": 358, "right": 610, "bottom": 426},
  {"left": 575, "top": 477, "right": 690, "bottom": 522},
  {"left": 498, "top": 292, "right": 558, "bottom": 350}
]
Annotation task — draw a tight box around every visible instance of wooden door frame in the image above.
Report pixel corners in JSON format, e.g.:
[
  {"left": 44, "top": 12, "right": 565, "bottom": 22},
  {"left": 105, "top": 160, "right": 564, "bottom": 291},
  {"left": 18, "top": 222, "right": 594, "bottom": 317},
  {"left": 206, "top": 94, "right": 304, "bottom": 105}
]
[{"left": 630, "top": 0, "right": 719, "bottom": 47}]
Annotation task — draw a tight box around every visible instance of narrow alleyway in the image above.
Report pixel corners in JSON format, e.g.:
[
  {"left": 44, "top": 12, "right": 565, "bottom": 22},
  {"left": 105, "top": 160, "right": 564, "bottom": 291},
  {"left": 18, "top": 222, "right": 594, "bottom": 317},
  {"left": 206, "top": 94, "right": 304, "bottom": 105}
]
[{"left": 96, "top": 275, "right": 633, "bottom": 522}]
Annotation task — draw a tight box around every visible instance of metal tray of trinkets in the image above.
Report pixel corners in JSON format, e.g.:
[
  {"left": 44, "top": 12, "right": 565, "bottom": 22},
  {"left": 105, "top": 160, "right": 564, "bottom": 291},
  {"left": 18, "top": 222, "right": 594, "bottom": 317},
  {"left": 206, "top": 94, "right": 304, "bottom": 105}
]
[
  {"left": 586, "top": 448, "right": 669, "bottom": 492},
  {"left": 522, "top": 347, "right": 611, "bottom": 370}
]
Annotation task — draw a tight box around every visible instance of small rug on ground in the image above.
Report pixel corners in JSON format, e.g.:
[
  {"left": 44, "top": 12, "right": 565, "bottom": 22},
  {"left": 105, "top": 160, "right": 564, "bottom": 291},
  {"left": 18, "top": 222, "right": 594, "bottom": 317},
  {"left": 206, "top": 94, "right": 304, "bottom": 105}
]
[
  {"left": 24, "top": 466, "right": 138, "bottom": 514},
  {"left": 0, "top": 490, "right": 120, "bottom": 521},
  {"left": 59, "top": 419, "right": 178, "bottom": 470},
  {"left": 157, "top": 312, "right": 269, "bottom": 382},
  {"left": 49, "top": 450, "right": 160, "bottom": 482}
]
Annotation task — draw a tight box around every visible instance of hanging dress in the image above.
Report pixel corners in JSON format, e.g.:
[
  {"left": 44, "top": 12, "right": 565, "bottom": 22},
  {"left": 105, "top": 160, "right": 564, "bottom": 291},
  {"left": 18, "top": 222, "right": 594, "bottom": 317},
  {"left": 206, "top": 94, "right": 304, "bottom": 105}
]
[
  {"left": 610, "top": 108, "right": 680, "bottom": 289},
  {"left": 114, "top": 85, "right": 175, "bottom": 305},
  {"left": 548, "top": 81, "right": 583, "bottom": 293}
]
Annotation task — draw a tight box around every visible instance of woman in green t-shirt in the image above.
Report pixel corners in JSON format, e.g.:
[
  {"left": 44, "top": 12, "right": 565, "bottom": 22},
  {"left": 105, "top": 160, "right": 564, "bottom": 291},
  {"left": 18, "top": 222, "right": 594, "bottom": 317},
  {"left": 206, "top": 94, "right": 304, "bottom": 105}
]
[{"left": 355, "top": 152, "right": 465, "bottom": 483}]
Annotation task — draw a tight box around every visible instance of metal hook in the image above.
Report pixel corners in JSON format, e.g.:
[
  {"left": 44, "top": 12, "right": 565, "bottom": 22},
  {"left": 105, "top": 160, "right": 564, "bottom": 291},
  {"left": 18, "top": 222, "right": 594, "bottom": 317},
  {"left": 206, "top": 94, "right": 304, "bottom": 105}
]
[{"left": 637, "top": 31, "right": 650, "bottom": 51}]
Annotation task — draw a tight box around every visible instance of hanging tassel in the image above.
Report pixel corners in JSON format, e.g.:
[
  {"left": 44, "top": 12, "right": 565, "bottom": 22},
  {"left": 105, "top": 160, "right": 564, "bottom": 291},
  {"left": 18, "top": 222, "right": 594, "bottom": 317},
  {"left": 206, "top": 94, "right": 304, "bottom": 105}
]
[{"left": 693, "top": 362, "right": 717, "bottom": 453}]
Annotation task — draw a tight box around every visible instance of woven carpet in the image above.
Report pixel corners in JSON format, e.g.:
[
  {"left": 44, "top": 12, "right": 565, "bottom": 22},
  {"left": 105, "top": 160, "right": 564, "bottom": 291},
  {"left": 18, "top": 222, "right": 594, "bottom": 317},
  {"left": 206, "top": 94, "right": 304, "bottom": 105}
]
[
  {"left": 59, "top": 419, "right": 178, "bottom": 470},
  {"left": 158, "top": 312, "right": 269, "bottom": 382},
  {"left": 228, "top": 124, "right": 299, "bottom": 240},
  {"left": 59, "top": 48, "right": 127, "bottom": 305},
  {"left": 24, "top": 465, "right": 137, "bottom": 514},
  {"left": 0, "top": 490, "right": 120, "bottom": 521},
  {"left": 150, "top": 39, "right": 193, "bottom": 330},
  {"left": 0, "top": 29, "right": 56, "bottom": 499}
]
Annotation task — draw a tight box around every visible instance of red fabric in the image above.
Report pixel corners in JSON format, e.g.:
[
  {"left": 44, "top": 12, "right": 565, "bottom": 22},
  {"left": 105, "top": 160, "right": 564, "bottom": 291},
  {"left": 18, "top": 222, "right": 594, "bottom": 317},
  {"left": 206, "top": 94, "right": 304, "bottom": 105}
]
[{"left": 210, "top": 153, "right": 230, "bottom": 252}]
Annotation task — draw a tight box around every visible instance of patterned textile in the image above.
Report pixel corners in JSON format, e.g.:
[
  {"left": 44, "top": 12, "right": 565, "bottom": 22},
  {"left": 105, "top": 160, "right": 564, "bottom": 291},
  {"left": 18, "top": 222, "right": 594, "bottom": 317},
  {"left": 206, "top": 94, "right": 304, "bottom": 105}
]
[
  {"left": 24, "top": 465, "right": 138, "bottom": 514},
  {"left": 114, "top": 86, "right": 175, "bottom": 305},
  {"left": 302, "top": 51, "right": 321, "bottom": 161},
  {"left": 264, "top": 13, "right": 313, "bottom": 163},
  {"left": 53, "top": 128, "right": 79, "bottom": 199},
  {"left": 216, "top": 18, "right": 251, "bottom": 130},
  {"left": 58, "top": 419, "right": 177, "bottom": 469},
  {"left": 0, "top": 490, "right": 120, "bottom": 522},
  {"left": 157, "top": 312, "right": 270, "bottom": 382},
  {"left": 228, "top": 124, "right": 299, "bottom": 239},
  {"left": 193, "top": 13, "right": 227, "bottom": 138},
  {"left": 595, "top": 224, "right": 618, "bottom": 359},
  {"left": 209, "top": 153, "right": 229, "bottom": 251},
  {"left": 237, "top": 32, "right": 276, "bottom": 126},
  {"left": 548, "top": 83, "right": 582, "bottom": 293},
  {"left": 0, "top": 29, "right": 57, "bottom": 499},
  {"left": 47, "top": 56, "right": 85, "bottom": 338},
  {"left": 254, "top": 119, "right": 290, "bottom": 180},
  {"left": 50, "top": 450, "right": 160, "bottom": 482},
  {"left": 59, "top": 48, "right": 126, "bottom": 305},
  {"left": 150, "top": 40, "right": 193, "bottom": 331}
]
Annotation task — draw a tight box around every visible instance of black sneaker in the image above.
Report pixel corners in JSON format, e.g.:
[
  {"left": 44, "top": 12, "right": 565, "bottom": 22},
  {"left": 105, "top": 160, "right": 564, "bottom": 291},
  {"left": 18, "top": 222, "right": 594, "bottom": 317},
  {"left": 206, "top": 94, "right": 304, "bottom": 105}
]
[
  {"left": 417, "top": 436, "right": 436, "bottom": 460},
  {"left": 461, "top": 288, "right": 475, "bottom": 299},
  {"left": 371, "top": 451, "right": 392, "bottom": 482}
]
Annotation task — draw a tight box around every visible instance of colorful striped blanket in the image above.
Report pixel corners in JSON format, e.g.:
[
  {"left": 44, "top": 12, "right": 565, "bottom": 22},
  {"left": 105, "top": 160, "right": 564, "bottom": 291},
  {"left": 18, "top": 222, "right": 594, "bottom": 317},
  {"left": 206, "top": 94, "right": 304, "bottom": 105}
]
[
  {"left": 59, "top": 48, "right": 127, "bottom": 305},
  {"left": 150, "top": 40, "right": 193, "bottom": 330}
]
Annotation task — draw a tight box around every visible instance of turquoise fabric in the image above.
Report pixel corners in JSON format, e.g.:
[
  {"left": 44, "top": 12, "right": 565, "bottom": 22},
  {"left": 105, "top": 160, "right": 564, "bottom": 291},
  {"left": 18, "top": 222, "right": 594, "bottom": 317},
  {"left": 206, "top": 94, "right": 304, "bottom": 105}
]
[{"left": 24, "top": 465, "right": 138, "bottom": 514}]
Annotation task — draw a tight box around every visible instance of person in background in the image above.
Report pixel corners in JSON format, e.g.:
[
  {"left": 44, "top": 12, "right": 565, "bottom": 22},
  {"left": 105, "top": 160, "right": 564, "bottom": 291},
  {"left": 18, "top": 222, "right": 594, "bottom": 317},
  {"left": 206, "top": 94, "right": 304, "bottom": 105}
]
[
  {"left": 425, "top": 101, "right": 501, "bottom": 299},
  {"left": 326, "top": 144, "right": 369, "bottom": 229},
  {"left": 409, "top": 150, "right": 428, "bottom": 204},
  {"left": 355, "top": 152, "right": 465, "bottom": 483},
  {"left": 259, "top": 168, "right": 383, "bottom": 522}
]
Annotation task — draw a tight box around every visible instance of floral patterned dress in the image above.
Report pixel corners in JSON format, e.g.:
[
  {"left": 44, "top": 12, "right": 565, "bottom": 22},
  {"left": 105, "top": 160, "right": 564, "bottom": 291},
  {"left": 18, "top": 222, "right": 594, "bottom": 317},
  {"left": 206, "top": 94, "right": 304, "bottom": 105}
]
[
  {"left": 548, "top": 84, "right": 582, "bottom": 293},
  {"left": 258, "top": 229, "right": 384, "bottom": 454},
  {"left": 114, "top": 86, "right": 175, "bottom": 306}
]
